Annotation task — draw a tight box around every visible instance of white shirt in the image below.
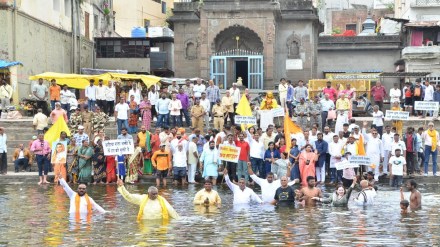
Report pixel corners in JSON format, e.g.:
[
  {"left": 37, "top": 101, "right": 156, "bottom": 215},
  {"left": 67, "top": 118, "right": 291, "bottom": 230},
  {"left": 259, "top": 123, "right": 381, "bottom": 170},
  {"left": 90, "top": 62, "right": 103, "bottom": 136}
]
[
  {"left": 170, "top": 138, "right": 189, "bottom": 154},
  {"left": 200, "top": 98, "right": 211, "bottom": 112},
  {"left": 129, "top": 89, "right": 142, "bottom": 104},
  {"left": 115, "top": 103, "right": 130, "bottom": 120},
  {"left": 225, "top": 175, "right": 262, "bottom": 204},
  {"left": 168, "top": 99, "right": 182, "bottom": 116},
  {"left": 416, "top": 133, "right": 424, "bottom": 152},
  {"left": 69, "top": 98, "right": 78, "bottom": 110},
  {"left": 148, "top": 91, "right": 159, "bottom": 105},
  {"left": 229, "top": 87, "right": 241, "bottom": 103},
  {"left": 246, "top": 131, "right": 265, "bottom": 159},
  {"left": 59, "top": 178, "right": 105, "bottom": 214},
  {"left": 105, "top": 86, "right": 116, "bottom": 101},
  {"left": 391, "top": 140, "right": 406, "bottom": 156},
  {"left": 382, "top": 132, "right": 394, "bottom": 151},
  {"left": 421, "top": 130, "right": 440, "bottom": 147},
  {"left": 0, "top": 134, "right": 7, "bottom": 153},
  {"left": 345, "top": 142, "right": 358, "bottom": 156},
  {"left": 188, "top": 142, "right": 198, "bottom": 165},
  {"left": 85, "top": 85, "right": 96, "bottom": 100},
  {"left": 96, "top": 85, "right": 108, "bottom": 100},
  {"left": 424, "top": 85, "right": 434, "bottom": 101},
  {"left": 372, "top": 111, "right": 384, "bottom": 127},
  {"left": 33, "top": 112, "right": 48, "bottom": 130},
  {"left": 60, "top": 89, "right": 75, "bottom": 104},
  {"left": 354, "top": 188, "right": 376, "bottom": 206},
  {"left": 389, "top": 88, "right": 401, "bottom": 103},
  {"left": 172, "top": 148, "right": 187, "bottom": 168},
  {"left": 389, "top": 155, "right": 406, "bottom": 176},
  {"left": 193, "top": 84, "right": 206, "bottom": 98},
  {"left": 323, "top": 132, "right": 335, "bottom": 146},
  {"left": 278, "top": 83, "right": 288, "bottom": 99},
  {"left": 364, "top": 132, "right": 383, "bottom": 156},
  {"left": 329, "top": 141, "right": 344, "bottom": 158},
  {"left": 250, "top": 175, "right": 281, "bottom": 203}
]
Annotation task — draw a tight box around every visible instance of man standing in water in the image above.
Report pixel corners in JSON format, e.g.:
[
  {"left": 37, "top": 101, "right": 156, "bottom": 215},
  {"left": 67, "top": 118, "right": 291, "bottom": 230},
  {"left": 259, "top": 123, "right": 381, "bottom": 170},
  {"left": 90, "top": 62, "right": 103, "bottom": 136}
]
[
  {"left": 295, "top": 176, "right": 322, "bottom": 206},
  {"left": 272, "top": 176, "right": 296, "bottom": 207},
  {"left": 403, "top": 180, "right": 422, "bottom": 210},
  {"left": 193, "top": 179, "right": 222, "bottom": 207},
  {"left": 117, "top": 179, "right": 179, "bottom": 220},
  {"left": 58, "top": 174, "right": 106, "bottom": 216},
  {"left": 353, "top": 180, "right": 377, "bottom": 206},
  {"left": 224, "top": 167, "right": 263, "bottom": 204}
]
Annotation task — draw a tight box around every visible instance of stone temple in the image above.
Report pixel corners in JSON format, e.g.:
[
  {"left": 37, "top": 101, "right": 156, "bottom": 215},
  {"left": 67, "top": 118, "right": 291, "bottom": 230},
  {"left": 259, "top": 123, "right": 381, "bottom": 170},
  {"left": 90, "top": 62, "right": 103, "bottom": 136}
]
[{"left": 170, "top": 0, "right": 320, "bottom": 90}]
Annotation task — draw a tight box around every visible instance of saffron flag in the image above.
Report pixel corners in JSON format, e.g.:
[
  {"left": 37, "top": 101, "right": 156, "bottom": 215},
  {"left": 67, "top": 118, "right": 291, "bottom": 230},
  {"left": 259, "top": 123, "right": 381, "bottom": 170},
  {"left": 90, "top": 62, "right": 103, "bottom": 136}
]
[
  {"left": 235, "top": 94, "right": 254, "bottom": 130},
  {"left": 284, "top": 112, "right": 302, "bottom": 152},
  {"left": 357, "top": 135, "right": 366, "bottom": 156},
  {"left": 44, "top": 117, "right": 71, "bottom": 145}
]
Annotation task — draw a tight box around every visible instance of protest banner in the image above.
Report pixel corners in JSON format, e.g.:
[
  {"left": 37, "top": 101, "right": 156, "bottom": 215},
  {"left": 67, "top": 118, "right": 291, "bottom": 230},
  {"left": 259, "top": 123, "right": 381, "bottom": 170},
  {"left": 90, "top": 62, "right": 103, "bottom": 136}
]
[
  {"left": 414, "top": 101, "right": 439, "bottom": 111},
  {"left": 259, "top": 110, "right": 274, "bottom": 130},
  {"left": 103, "top": 139, "right": 135, "bottom": 156},
  {"left": 234, "top": 116, "right": 257, "bottom": 125},
  {"left": 272, "top": 107, "right": 285, "bottom": 117},
  {"left": 218, "top": 144, "right": 241, "bottom": 163},
  {"left": 335, "top": 160, "right": 359, "bottom": 170},
  {"left": 385, "top": 110, "right": 409, "bottom": 120},
  {"left": 349, "top": 156, "right": 371, "bottom": 166},
  {"left": 51, "top": 141, "right": 68, "bottom": 164}
]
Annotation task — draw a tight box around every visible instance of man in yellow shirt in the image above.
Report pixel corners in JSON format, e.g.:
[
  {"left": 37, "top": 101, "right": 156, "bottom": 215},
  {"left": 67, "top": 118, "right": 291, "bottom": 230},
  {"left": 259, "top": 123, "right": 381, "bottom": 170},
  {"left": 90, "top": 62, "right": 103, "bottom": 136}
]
[
  {"left": 193, "top": 179, "right": 222, "bottom": 207},
  {"left": 336, "top": 94, "right": 350, "bottom": 112},
  {"left": 117, "top": 179, "right": 179, "bottom": 220}
]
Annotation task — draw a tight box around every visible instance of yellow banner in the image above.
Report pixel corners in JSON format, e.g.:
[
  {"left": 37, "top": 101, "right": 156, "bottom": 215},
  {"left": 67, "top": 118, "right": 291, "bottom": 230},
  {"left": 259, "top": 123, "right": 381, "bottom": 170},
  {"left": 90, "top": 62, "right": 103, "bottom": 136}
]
[{"left": 218, "top": 144, "right": 241, "bottom": 163}]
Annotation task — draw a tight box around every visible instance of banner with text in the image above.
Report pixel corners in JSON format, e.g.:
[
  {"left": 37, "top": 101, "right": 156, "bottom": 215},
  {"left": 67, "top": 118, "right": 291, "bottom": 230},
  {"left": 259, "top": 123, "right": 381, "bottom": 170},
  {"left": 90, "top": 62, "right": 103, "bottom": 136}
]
[
  {"left": 272, "top": 107, "right": 285, "bottom": 117},
  {"left": 349, "top": 156, "right": 371, "bottom": 166},
  {"left": 414, "top": 101, "right": 439, "bottom": 111},
  {"left": 385, "top": 110, "right": 409, "bottom": 120},
  {"left": 103, "top": 139, "right": 135, "bottom": 156},
  {"left": 218, "top": 144, "right": 241, "bottom": 163},
  {"left": 335, "top": 160, "right": 359, "bottom": 170},
  {"left": 234, "top": 116, "right": 257, "bottom": 125}
]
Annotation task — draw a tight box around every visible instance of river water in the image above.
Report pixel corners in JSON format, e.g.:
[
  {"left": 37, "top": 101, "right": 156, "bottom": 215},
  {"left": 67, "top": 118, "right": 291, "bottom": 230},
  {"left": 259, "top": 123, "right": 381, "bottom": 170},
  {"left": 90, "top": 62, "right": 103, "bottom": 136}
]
[{"left": 0, "top": 182, "right": 439, "bottom": 246}]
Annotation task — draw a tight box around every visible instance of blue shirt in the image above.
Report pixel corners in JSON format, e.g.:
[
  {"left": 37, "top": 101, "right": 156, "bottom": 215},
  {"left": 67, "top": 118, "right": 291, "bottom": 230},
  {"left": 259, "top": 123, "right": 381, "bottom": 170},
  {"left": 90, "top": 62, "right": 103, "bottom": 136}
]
[
  {"left": 286, "top": 85, "right": 294, "bottom": 101},
  {"left": 434, "top": 91, "right": 440, "bottom": 103},
  {"left": 289, "top": 145, "right": 300, "bottom": 164},
  {"left": 320, "top": 99, "right": 335, "bottom": 112},
  {"left": 264, "top": 149, "right": 281, "bottom": 166},
  {"left": 315, "top": 140, "right": 328, "bottom": 167},
  {"left": 156, "top": 98, "right": 171, "bottom": 115},
  {"left": 188, "top": 134, "right": 206, "bottom": 154}
]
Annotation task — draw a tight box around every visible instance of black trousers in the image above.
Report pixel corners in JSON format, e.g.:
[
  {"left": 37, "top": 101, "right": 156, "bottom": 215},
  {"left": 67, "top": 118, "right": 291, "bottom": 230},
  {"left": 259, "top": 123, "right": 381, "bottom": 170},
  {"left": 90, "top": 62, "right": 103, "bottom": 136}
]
[
  {"left": 106, "top": 101, "right": 115, "bottom": 116},
  {"left": 226, "top": 162, "right": 237, "bottom": 182},
  {"left": 97, "top": 100, "right": 107, "bottom": 113},
  {"left": 37, "top": 101, "right": 50, "bottom": 115},
  {"left": 224, "top": 112, "right": 234, "bottom": 125},
  {"left": 0, "top": 152, "right": 7, "bottom": 173},
  {"left": 406, "top": 152, "right": 415, "bottom": 175}
]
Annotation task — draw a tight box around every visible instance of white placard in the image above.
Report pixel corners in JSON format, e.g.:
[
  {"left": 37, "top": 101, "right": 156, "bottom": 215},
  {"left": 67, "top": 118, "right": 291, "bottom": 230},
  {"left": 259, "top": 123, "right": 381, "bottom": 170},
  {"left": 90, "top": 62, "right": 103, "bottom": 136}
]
[
  {"left": 414, "top": 101, "right": 439, "bottom": 111},
  {"left": 349, "top": 156, "right": 371, "bottom": 166},
  {"left": 385, "top": 110, "right": 409, "bottom": 120},
  {"left": 259, "top": 110, "right": 274, "bottom": 130},
  {"left": 234, "top": 116, "right": 257, "bottom": 125},
  {"left": 271, "top": 107, "right": 285, "bottom": 117},
  {"left": 103, "top": 139, "right": 135, "bottom": 156},
  {"left": 286, "top": 59, "right": 303, "bottom": 70},
  {"left": 335, "top": 160, "right": 359, "bottom": 170}
]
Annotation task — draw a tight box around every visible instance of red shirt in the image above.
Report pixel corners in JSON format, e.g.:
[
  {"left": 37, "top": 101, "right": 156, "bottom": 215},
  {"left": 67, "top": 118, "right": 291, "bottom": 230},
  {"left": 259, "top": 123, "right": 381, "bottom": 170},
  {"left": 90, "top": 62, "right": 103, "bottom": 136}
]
[
  {"left": 406, "top": 134, "right": 413, "bottom": 152},
  {"left": 235, "top": 140, "right": 250, "bottom": 162},
  {"left": 323, "top": 87, "right": 337, "bottom": 101},
  {"left": 371, "top": 86, "right": 387, "bottom": 101}
]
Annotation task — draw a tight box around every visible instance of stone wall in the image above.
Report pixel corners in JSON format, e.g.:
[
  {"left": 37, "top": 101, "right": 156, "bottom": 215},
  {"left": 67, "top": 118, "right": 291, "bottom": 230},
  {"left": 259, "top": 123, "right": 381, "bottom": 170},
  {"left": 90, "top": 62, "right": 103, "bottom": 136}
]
[
  {"left": 331, "top": 9, "right": 393, "bottom": 34},
  {"left": 0, "top": 9, "right": 93, "bottom": 101}
]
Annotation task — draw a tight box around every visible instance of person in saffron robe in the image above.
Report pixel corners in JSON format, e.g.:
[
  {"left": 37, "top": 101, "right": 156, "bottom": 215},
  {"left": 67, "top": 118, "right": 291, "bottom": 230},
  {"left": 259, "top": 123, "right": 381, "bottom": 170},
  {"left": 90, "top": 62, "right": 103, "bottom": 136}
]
[
  {"left": 299, "top": 144, "right": 318, "bottom": 186},
  {"left": 139, "top": 95, "right": 152, "bottom": 131},
  {"left": 260, "top": 91, "right": 279, "bottom": 110},
  {"left": 117, "top": 179, "right": 179, "bottom": 220},
  {"left": 391, "top": 101, "right": 403, "bottom": 137},
  {"left": 77, "top": 140, "right": 94, "bottom": 184},
  {"left": 58, "top": 174, "right": 106, "bottom": 218},
  {"left": 92, "top": 139, "right": 106, "bottom": 184}
]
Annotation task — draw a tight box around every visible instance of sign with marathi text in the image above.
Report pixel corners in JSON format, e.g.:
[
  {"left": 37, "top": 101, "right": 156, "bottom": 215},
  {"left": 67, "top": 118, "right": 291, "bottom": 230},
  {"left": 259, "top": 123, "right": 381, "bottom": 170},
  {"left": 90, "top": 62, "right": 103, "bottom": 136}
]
[
  {"left": 218, "top": 144, "right": 241, "bottom": 163},
  {"left": 385, "top": 110, "right": 409, "bottom": 120},
  {"left": 271, "top": 107, "right": 285, "bottom": 117},
  {"left": 103, "top": 139, "right": 135, "bottom": 156},
  {"left": 349, "top": 156, "right": 371, "bottom": 166},
  {"left": 335, "top": 160, "right": 359, "bottom": 170},
  {"left": 234, "top": 116, "right": 257, "bottom": 125},
  {"left": 414, "top": 101, "right": 439, "bottom": 111}
]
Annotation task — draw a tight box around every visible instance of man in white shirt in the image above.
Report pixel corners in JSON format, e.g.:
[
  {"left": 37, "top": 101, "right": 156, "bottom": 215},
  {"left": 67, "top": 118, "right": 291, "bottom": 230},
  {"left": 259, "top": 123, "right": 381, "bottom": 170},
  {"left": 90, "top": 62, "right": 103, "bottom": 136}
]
[
  {"left": 193, "top": 79, "right": 206, "bottom": 99},
  {"left": 172, "top": 142, "right": 188, "bottom": 185},
  {"left": 381, "top": 125, "right": 394, "bottom": 176},
  {"left": 200, "top": 92, "right": 211, "bottom": 131},
  {"left": 224, "top": 167, "right": 263, "bottom": 204},
  {"left": 278, "top": 78, "right": 288, "bottom": 109},
  {"left": 156, "top": 93, "right": 171, "bottom": 128},
  {"left": 353, "top": 180, "right": 376, "bottom": 206},
  {"left": 60, "top": 85, "right": 75, "bottom": 118},
  {"left": 322, "top": 126, "right": 334, "bottom": 173},
  {"left": 0, "top": 80, "right": 13, "bottom": 111},
  {"left": 114, "top": 97, "right": 130, "bottom": 135},
  {"left": 246, "top": 130, "right": 265, "bottom": 179},
  {"left": 85, "top": 79, "right": 96, "bottom": 111},
  {"left": 148, "top": 86, "right": 159, "bottom": 120},
  {"left": 95, "top": 79, "right": 108, "bottom": 114},
  {"left": 362, "top": 123, "right": 383, "bottom": 181},
  {"left": 389, "top": 148, "right": 406, "bottom": 187},
  {"left": 389, "top": 83, "right": 401, "bottom": 105},
  {"left": 423, "top": 80, "right": 435, "bottom": 118},
  {"left": 33, "top": 108, "right": 48, "bottom": 134},
  {"left": 0, "top": 127, "right": 7, "bottom": 175},
  {"left": 168, "top": 93, "right": 182, "bottom": 128},
  {"left": 329, "top": 135, "right": 345, "bottom": 184},
  {"left": 390, "top": 133, "right": 406, "bottom": 157},
  {"left": 187, "top": 136, "right": 199, "bottom": 184},
  {"left": 320, "top": 94, "right": 335, "bottom": 132},
  {"left": 229, "top": 83, "right": 241, "bottom": 111},
  {"left": 421, "top": 122, "right": 440, "bottom": 176},
  {"left": 129, "top": 83, "right": 142, "bottom": 104},
  {"left": 105, "top": 81, "right": 116, "bottom": 116}
]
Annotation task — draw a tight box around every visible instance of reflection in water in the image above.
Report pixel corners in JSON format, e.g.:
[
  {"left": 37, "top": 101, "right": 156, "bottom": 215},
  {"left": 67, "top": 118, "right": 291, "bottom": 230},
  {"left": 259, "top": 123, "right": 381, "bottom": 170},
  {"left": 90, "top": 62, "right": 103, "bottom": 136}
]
[{"left": 1, "top": 183, "right": 440, "bottom": 245}]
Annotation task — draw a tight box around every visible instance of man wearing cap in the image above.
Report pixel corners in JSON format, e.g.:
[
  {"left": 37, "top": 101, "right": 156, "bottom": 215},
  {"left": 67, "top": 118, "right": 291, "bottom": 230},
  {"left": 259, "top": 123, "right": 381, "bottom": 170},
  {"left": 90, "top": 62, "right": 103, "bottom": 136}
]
[
  {"left": 295, "top": 98, "right": 308, "bottom": 130},
  {"left": 191, "top": 99, "right": 205, "bottom": 133},
  {"left": 308, "top": 96, "right": 322, "bottom": 130},
  {"left": 362, "top": 122, "right": 383, "bottom": 181},
  {"left": 50, "top": 102, "right": 68, "bottom": 124},
  {"left": 33, "top": 108, "right": 48, "bottom": 135},
  {"left": 81, "top": 105, "right": 94, "bottom": 138},
  {"left": 73, "top": 126, "right": 89, "bottom": 148},
  {"left": 211, "top": 99, "right": 224, "bottom": 131},
  {"left": 85, "top": 79, "right": 96, "bottom": 111},
  {"left": 151, "top": 142, "right": 172, "bottom": 187}
]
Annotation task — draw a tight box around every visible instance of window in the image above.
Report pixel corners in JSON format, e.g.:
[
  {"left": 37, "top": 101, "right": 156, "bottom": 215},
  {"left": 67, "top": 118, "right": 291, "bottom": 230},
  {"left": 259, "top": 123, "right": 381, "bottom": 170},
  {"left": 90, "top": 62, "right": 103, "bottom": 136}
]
[
  {"left": 53, "top": 0, "right": 60, "bottom": 11},
  {"left": 346, "top": 24, "right": 357, "bottom": 32},
  {"left": 64, "top": 0, "right": 71, "bottom": 17},
  {"left": 96, "top": 39, "right": 151, "bottom": 58},
  {"left": 94, "top": 14, "right": 99, "bottom": 31},
  {"left": 161, "top": 1, "right": 167, "bottom": 14},
  {"left": 144, "top": 19, "right": 150, "bottom": 33}
]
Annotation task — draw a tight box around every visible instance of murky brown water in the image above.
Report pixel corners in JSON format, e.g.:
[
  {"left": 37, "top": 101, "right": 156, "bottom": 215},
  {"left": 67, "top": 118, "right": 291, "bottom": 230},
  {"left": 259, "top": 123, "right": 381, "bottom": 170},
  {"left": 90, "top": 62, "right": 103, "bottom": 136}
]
[{"left": 0, "top": 182, "right": 439, "bottom": 246}]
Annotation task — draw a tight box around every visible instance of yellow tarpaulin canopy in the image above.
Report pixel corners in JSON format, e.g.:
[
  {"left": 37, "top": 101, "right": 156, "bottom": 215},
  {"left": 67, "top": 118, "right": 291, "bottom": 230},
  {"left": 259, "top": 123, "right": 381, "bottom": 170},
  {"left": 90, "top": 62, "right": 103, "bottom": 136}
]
[{"left": 29, "top": 72, "right": 161, "bottom": 89}]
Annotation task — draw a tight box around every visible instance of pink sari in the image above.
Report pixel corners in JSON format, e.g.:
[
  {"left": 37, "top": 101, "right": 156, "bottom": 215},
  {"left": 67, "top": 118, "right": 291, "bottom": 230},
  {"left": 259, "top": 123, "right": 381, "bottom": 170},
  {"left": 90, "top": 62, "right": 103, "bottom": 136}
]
[
  {"left": 299, "top": 151, "right": 317, "bottom": 186},
  {"left": 139, "top": 100, "right": 152, "bottom": 130}
]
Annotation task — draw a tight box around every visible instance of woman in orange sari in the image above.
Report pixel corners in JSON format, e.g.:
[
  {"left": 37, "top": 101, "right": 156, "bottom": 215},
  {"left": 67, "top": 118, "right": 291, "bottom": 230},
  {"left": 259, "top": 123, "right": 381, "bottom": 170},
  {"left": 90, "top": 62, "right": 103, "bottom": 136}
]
[{"left": 299, "top": 144, "right": 318, "bottom": 186}]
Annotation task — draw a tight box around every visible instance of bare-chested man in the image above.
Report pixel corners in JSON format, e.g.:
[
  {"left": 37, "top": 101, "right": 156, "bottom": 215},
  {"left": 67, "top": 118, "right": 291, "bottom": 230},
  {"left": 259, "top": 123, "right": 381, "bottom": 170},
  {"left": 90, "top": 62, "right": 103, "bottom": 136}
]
[
  {"left": 295, "top": 176, "right": 322, "bottom": 206},
  {"left": 404, "top": 179, "right": 422, "bottom": 210}
]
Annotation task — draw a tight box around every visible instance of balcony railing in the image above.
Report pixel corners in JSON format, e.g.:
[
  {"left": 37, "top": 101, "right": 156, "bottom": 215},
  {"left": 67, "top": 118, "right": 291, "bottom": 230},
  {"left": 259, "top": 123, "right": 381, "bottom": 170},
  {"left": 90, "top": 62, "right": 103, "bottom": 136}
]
[{"left": 415, "top": 0, "right": 440, "bottom": 5}]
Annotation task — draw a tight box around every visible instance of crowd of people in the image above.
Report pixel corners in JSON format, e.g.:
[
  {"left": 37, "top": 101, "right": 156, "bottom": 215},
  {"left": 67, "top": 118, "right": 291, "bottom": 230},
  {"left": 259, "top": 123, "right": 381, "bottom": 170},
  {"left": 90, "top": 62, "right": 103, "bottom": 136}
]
[{"left": 0, "top": 77, "right": 435, "bottom": 220}]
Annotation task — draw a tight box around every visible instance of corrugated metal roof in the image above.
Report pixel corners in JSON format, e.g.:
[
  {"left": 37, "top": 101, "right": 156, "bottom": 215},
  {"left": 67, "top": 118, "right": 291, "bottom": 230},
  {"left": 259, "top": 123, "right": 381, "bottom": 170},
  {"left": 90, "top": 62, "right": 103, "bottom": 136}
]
[{"left": 405, "top": 21, "right": 440, "bottom": 27}]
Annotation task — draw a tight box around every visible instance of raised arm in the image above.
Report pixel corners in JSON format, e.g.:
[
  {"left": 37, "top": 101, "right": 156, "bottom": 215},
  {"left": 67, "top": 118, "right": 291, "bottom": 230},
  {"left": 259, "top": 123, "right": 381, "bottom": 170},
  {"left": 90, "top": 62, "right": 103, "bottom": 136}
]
[
  {"left": 117, "top": 180, "right": 144, "bottom": 205},
  {"left": 223, "top": 168, "right": 236, "bottom": 192},
  {"left": 247, "top": 162, "right": 263, "bottom": 186},
  {"left": 400, "top": 187, "right": 405, "bottom": 201},
  {"left": 59, "top": 177, "right": 75, "bottom": 198}
]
